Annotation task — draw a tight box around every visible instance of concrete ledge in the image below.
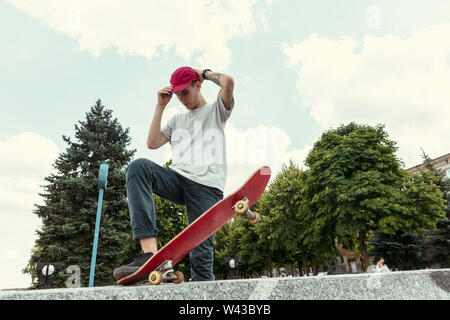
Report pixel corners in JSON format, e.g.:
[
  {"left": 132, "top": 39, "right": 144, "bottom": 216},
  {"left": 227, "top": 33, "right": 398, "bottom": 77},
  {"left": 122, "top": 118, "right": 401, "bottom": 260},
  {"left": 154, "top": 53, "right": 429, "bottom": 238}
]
[{"left": 1, "top": 269, "right": 448, "bottom": 300}]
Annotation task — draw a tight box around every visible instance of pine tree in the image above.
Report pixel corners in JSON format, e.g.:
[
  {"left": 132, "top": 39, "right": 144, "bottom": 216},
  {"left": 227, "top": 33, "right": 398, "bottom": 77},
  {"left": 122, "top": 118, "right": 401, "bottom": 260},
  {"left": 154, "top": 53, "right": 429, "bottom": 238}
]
[
  {"left": 368, "top": 231, "right": 428, "bottom": 270},
  {"left": 24, "top": 100, "right": 136, "bottom": 287}
]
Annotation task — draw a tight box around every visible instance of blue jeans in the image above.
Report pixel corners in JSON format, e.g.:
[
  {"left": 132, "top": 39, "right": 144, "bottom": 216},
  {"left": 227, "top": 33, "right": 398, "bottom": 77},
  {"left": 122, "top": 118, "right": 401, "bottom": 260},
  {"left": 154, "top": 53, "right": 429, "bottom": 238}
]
[{"left": 126, "top": 158, "right": 223, "bottom": 281}]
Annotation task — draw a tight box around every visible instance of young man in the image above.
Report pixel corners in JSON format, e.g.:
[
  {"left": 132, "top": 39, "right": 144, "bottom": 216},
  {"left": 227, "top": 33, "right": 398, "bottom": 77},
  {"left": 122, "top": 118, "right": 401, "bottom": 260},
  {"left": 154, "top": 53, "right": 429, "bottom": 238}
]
[{"left": 113, "top": 66, "right": 234, "bottom": 282}]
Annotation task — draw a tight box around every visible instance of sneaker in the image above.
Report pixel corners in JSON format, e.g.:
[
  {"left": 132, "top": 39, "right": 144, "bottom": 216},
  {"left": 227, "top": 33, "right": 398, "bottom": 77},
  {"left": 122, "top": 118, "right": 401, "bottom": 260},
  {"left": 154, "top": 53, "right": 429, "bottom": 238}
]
[{"left": 113, "top": 251, "right": 154, "bottom": 281}]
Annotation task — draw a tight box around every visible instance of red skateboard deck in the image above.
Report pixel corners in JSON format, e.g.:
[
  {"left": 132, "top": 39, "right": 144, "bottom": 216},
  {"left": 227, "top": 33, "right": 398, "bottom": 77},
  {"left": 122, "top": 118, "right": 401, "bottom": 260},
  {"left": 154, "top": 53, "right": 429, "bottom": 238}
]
[{"left": 117, "top": 166, "right": 271, "bottom": 285}]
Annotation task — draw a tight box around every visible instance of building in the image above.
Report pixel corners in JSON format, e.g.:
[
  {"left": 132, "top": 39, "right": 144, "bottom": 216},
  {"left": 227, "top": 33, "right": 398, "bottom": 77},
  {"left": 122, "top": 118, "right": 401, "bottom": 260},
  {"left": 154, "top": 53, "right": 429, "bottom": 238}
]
[
  {"left": 406, "top": 152, "right": 450, "bottom": 178},
  {"left": 327, "top": 239, "right": 363, "bottom": 275}
]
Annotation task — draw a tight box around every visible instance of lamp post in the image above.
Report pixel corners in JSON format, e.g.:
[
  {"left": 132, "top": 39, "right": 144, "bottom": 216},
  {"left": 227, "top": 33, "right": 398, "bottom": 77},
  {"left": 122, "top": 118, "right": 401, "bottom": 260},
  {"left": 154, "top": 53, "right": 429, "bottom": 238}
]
[
  {"left": 36, "top": 262, "right": 63, "bottom": 289},
  {"left": 225, "top": 257, "right": 242, "bottom": 279},
  {"left": 88, "top": 162, "right": 108, "bottom": 287}
]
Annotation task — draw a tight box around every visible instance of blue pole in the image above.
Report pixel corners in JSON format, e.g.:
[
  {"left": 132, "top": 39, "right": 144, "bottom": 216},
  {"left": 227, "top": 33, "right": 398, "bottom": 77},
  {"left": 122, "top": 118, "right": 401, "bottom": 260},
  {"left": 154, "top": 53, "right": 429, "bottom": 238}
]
[
  {"left": 89, "top": 188, "right": 104, "bottom": 287},
  {"left": 89, "top": 162, "right": 108, "bottom": 288}
]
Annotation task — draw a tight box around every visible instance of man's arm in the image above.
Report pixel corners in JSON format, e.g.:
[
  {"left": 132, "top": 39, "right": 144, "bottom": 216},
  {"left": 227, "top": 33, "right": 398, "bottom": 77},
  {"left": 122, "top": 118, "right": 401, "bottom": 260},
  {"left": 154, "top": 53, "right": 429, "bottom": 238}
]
[
  {"left": 197, "top": 69, "right": 234, "bottom": 110},
  {"left": 147, "top": 86, "right": 172, "bottom": 149},
  {"left": 147, "top": 105, "right": 169, "bottom": 149}
]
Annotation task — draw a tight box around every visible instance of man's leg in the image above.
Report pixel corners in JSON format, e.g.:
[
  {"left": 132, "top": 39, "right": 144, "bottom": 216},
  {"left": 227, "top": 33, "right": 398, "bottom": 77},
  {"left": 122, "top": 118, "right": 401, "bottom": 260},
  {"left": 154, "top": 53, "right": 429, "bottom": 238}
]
[
  {"left": 126, "top": 158, "right": 184, "bottom": 248},
  {"left": 139, "top": 237, "right": 158, "bottom": 254},
  {"left": 113, "top": 158, "right": 184, "bottom": 281},
  {"left": 182, "top": 178, "right": 223, "bottom": 281}
]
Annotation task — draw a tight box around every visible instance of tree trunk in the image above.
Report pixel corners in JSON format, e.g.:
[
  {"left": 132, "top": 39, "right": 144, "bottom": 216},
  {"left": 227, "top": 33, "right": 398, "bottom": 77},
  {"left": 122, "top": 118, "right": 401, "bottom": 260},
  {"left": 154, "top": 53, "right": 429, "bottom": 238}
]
[
  {"left": 302, "top": 256, "right": 307, "bottom": 273},
  {"left": 358, "top": 232, "right": 371, "bottom": 271}
]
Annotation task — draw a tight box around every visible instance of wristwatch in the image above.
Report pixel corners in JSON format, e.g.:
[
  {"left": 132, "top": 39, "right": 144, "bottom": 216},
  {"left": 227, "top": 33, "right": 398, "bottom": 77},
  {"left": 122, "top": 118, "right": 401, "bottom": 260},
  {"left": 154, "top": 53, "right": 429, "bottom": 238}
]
[{"left": 202, "top": 69, "right": 212, "bottom": 80}]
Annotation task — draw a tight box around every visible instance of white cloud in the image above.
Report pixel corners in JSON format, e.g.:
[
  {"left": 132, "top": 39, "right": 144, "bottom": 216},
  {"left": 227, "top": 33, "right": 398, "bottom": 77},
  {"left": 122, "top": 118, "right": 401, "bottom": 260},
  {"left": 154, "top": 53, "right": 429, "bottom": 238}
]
[
  {"left": 223, "top": 123, "right": 310, "bottom": 195},
  {"left": 225, "top": 123, "right": 307, "bottom": 168},
  {"left": 5, "top": 0, "right": 261, "bottom": 69},
  {"left": 0, "top": 132, "right": 59, "bottom": 289},
  {"left": 0, "top": 132, "right": 59, "bottom": 212},
  {"left": 281, "top": 24, "right": 450, "bottom": 168},
  {"left": 0, "top": 132, "right": 57, "bottom": 174}
]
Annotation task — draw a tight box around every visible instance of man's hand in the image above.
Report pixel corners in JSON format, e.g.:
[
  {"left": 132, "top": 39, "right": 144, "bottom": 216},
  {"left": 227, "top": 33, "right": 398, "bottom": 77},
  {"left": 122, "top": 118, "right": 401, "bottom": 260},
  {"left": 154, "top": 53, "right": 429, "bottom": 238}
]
[
  {"left": 194, "top": 69, "right": 204, "bottom": 83},
  {"left": 157, "top": 85, "right": 174, "bottom": 108}
]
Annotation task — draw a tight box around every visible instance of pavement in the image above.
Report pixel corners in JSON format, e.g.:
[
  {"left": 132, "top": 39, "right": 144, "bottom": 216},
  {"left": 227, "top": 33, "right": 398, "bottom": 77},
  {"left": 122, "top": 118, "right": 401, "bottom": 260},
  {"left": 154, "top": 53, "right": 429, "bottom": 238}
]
[{"left": 1, "top": 268, "right": 448, "bottom": 300}]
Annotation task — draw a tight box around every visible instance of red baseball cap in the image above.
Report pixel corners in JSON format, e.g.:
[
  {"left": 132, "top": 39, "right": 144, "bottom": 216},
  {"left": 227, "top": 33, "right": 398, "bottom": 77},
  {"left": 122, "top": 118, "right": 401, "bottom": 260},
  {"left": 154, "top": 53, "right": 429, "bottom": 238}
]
[{"left": 170, "top": 66, "right": 199, "bottom": 93}]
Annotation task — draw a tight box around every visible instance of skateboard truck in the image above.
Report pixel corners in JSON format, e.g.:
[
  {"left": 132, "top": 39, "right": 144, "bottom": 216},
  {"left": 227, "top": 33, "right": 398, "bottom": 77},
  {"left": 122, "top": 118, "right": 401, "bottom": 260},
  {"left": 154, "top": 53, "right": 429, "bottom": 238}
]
[
  {"left": 148, "top": 260, "right": 184, "bottom": 285},
  {"left": 232, "top": 197, "right": 261, "bottom": 224}
]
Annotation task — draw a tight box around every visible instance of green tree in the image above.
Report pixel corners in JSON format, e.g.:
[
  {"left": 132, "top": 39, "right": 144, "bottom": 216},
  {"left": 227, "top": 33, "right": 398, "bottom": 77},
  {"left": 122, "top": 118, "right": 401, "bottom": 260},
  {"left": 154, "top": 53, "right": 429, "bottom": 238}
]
[
  {"left": 255, "top": 162, "right": 303, "bottom": 267},
  {"left": 214, "top": 161, "right": 335, "bottom": 278},
  {"left": 214, "top": 163, "right": 303, "bottom": 278},
  {"left": 24, "top": 100, "right": 136, "bottom": 287},
  {"left": 303, "top": 123, "right": 446, "bottom": 270},
  {"left": 214, "top": 220, "right": 235, "bottom": 278},
  {"left": 254, "top": 161, "right": 334, "bottom": 274},
  {"left": 421, "top": 151, "right": 450, "bottom": 267},
  {"left": 214, "top": 217, "right": 264, "bottom": 278},
  {"left": 369, "top": 231, "right": 429, "bottom": 270},
  {"left": 427, "top": 216, "right": 450, "bottom": 267}
]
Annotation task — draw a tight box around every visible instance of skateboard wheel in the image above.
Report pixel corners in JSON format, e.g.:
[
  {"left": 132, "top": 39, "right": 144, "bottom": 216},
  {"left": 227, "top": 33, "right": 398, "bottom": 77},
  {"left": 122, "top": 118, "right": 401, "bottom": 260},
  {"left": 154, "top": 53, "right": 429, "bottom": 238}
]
[
  {"left": 248, "top": 212, "right": 261, "bottom": 224},
  {"left": 172, "top": 271, "right": 184, "bottom": 284},
  {"left": 233, "top": 200, "right": 249, "bottom": 214},
  {"left": 149, "top": 270, "right": 162, "bottom": 285}
]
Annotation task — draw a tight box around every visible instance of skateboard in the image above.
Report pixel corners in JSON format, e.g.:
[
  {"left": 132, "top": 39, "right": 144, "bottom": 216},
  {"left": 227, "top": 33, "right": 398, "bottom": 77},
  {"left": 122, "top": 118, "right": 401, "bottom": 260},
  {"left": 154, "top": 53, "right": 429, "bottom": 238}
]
[{"left": 117, "top": 166, "right": 271, "bottom": 286}]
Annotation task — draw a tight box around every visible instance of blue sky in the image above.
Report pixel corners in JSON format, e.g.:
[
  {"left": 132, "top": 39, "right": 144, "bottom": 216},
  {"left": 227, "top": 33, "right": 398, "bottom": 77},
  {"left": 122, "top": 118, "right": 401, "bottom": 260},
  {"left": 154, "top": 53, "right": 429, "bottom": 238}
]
[{"left": 1, "top": 0, "right": 449, "bottom": 289}]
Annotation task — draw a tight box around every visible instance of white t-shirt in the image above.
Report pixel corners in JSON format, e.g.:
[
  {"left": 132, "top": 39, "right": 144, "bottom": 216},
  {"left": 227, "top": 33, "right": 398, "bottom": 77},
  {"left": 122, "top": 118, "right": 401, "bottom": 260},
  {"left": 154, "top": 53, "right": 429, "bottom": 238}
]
[
  {"left": 376, "top": 264, "right": 390, "bottom": 273},
  {"left": 161, "top": 93, "right": 234, "bottom": 191}
]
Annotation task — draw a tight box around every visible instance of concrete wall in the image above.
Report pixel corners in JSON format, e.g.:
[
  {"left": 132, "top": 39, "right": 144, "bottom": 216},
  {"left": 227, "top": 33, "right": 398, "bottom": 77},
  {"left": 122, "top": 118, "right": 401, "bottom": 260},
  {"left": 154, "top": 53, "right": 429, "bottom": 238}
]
[{"left": 1, "top": 269, "right": 448, "bottom": 300}]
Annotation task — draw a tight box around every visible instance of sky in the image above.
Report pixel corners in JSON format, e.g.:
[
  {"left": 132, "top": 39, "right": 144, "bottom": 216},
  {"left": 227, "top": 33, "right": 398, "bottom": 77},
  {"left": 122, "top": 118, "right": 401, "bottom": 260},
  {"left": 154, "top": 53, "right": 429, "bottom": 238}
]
[{"left": 1, "top": 0, "right": 449, "bottom": 289}]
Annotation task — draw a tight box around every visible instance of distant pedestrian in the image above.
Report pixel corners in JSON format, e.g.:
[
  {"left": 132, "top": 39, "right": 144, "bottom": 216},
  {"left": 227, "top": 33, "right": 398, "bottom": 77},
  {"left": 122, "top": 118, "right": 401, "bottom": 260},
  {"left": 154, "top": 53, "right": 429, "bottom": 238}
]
[{"left": 375, "top": 258, "right": 390, "bottom": 273}]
